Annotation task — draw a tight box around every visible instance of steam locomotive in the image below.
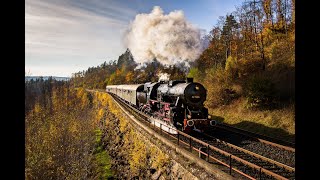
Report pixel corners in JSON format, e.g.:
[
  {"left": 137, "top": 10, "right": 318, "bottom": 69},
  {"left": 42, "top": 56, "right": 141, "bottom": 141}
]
[{"left": 106, "top": 78, "right": 216, "bottom": 134}]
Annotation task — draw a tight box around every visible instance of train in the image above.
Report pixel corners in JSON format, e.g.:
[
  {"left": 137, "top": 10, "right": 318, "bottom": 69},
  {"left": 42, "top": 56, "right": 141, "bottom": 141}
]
[{"left": 106, "top": 78, "right": 216, "bottom": 134}]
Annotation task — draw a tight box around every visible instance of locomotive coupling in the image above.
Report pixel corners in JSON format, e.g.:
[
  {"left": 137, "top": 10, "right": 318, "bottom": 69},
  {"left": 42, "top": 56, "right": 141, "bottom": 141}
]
[
  {"left": 187, "top": 120, "right": 194, "bottom": 126},
  {"left": 210, "top": 120, "right": 217, "bottom": 126}
]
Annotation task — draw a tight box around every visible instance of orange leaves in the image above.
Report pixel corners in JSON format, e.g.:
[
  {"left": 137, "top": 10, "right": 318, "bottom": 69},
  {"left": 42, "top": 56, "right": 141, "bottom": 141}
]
[
  {"left": 125, "top": 71, "right": 134, "bottom": 83},
  {"left": 115, "top": 68, "right": 122, "bottom": 76},
  {"left": 108, "top": 68, "right": 127, "bottom": 85}
]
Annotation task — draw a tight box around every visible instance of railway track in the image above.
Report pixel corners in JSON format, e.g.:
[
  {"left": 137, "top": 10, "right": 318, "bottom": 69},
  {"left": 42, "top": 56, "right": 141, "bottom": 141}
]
[
  {"left": 190, "top": 132, "right": 295, "bottom": 179},
  {"left": 204, "top": 125, "right": 295, "bottom": 168},
  {"left": 105, "top": 91, "right": 295, "bottom": 179},
  {"left": 215, "top": 123, "right": 295, "bottom": 151}
]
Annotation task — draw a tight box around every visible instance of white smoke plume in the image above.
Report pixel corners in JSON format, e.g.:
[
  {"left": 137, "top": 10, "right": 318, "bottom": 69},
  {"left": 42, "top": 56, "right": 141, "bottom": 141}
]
[
  {"left": 125, "top": 6, "right": 203, "bottom": 66},
  {"left": 157, "top": 72, "right": 170, "bottom": 82}
]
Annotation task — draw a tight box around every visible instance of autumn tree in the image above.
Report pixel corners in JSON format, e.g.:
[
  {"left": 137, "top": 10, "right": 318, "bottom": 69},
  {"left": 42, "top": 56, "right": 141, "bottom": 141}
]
[
  {"left": 26, "top": 80, "right": 100, "bottom": 179},
  {"left": 222, "top": 14, "right": 239, "bottom": 62}
]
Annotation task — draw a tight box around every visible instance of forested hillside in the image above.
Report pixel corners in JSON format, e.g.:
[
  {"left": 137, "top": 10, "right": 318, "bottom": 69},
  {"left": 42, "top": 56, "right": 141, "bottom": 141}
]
[
  {"left": 69, "top": 0, "right": 295, "bottom": 140},
  {"left": 70, "top": 49, "right": 187, "bottom": 89},
  {"left": 190, "top": 0, "right": 295, "bottom": 139},
  {"left": 25, "top": 80, "right": 108, "bottom": 179}
]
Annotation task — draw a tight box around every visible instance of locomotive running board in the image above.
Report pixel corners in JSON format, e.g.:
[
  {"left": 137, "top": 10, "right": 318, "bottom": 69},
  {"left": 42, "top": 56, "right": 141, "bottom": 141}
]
[{"left": 149, "top": 116, "right": 178, "bottom": 135}]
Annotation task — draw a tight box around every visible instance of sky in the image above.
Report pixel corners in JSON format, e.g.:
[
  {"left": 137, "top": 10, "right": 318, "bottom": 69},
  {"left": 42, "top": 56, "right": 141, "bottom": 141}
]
[{"left": 26, "top": 0, "right": 243, "bottom": 77}]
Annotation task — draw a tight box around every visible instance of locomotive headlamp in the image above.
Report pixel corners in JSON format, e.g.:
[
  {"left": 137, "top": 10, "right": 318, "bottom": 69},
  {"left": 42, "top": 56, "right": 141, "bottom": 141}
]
[
  {"left": 208, "top": 115, "right": 212, "bottom": 119},
  {"left": 210, "top": 120, "right": 217, "bottom": 126},
  {"left": 195, "top": 86, "right": 199, "bottom": 90},
  {"left": 187, "top": 120, "right": 194, "bottom": 126},
  {"left": 187, "top": 115, "right": 192, "bottom": 119}
]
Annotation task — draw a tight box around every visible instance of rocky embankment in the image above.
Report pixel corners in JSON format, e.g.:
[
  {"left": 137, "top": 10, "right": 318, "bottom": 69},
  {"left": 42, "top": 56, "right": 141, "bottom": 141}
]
[{"left": 92, "top": 92, "right": 217, "bottom": 179}]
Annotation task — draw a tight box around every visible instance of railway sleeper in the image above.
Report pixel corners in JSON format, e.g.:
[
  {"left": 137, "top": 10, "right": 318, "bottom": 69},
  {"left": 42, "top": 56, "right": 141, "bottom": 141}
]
[
  {"left": 282, "top": 172, "right": 296, "bottom": 178},
  {"left": 256, "top": 164, "right": 277, "bottom": 169},
  {"left": 267, "top": 168, "right": 290, "bottom": 173},
  {"left": 263, "top": 168, "right": 285, "bottom": 174},
  {"left": 227, "top": 151, "right": 245, "bottom": 155},
  {"left": 233, "top": 154, "right": 253, "bottom": 159},
  {"left": 247, "top": 160, "right": 274, "bottom": 167}
]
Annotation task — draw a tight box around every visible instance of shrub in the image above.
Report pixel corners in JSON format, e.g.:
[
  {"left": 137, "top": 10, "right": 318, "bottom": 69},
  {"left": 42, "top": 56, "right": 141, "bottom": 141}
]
[
  {"left": 269, "top": 39, "right": 295, "bottom": 67},
  {"left": 220, "top": 88, "right": 238, "bottom": 105},
  {"left": 204, "top": 65, "right": 238, "bottom": 107},
  {"left": 244, "top": 75, "right": 277, "bottom": 109},
  {"left": 237, "top": 55, "right": 264, "bottom": 78},
  {"left": 225, "top": 56, "right": 238, "bottom": 78}
]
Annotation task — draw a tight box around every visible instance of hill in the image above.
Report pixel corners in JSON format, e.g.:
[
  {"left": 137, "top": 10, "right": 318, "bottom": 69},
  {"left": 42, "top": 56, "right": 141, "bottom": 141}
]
[{"left": 25, "top": 76, "right": 70, "bottom": 82}]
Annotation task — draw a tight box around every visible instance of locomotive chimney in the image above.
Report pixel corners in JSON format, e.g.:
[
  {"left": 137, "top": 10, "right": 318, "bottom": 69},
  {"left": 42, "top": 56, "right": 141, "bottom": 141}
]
[{"left": 186, "top": 77, "right": 193, "bottom": 83}]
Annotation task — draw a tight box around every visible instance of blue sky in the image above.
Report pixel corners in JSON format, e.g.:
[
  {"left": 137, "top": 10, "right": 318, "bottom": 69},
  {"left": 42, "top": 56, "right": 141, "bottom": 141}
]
[{"left": 26, "top": 0, "right": 243, "bottom": 77}]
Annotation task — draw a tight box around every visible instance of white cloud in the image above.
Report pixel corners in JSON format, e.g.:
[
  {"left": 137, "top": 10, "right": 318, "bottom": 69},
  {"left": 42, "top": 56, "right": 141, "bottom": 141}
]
[
  {"left": 125, "top": 6, "right": 203, "bottom": 66},
  {"left": 25, "top": 0, "right": 136, "bottom": 76},
  {"left": 25, "top": 65, "right": 85, "bottom": 77}
]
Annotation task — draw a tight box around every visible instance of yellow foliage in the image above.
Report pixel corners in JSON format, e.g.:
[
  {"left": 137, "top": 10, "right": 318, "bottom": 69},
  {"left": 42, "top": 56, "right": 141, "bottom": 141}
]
[
  {"left": 97, "top": 109, "right": 105, "bottom": 121},
  {"left": 130, "top": 137, "right": 147, "bottom": 174},
  {"left": 236, "top": 53, "right": 263, "bottom": 77},
  {"left": 34, "top": 102, "right": 42, "bottom": 113},
  {"left": 75, "top": 88, "right": 90, "bottom": 109},
  {"left": 52, "top": 91, "right": 60, "bottom": 111},
  {"left": 123, "top": 129, "right": 134, "bottom": 151},
  {"left": 150, "top": 146, "right": 168, "bottom": 169},
  {"left": 100, "top": 93, "right": 109, "bottom": 106},
  {"left": 76, "top": 87, "right": 85, "bottom": 98},
  {"left": 119, "top": 118, "right": 128, "bottom": 133},
  {"left": 26, "top": 88, "right": 97, "bottom": 179},
  {"left": 225, "top": 56, "right": 238, "bottom": 77},
  {"left": 125, "top": 71, "right": 134, "bottom": 83},
  {"left": 267, "top": 39, "right": 295, "bottom": 68},
  {"left": 69, "top": 121, "right": 79, "bottom": 134},
  {"left": 49, "top": 123, "right": 58, "bottom": 138}
]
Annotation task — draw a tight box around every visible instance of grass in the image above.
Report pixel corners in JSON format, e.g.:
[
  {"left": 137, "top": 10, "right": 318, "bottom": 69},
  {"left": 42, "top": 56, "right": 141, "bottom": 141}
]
[
  {"left": 94, "top": 129, "right": 113, "bottom": 179},
  {"left": 208, "top": 98, "right": 295, "bottom": 142}
]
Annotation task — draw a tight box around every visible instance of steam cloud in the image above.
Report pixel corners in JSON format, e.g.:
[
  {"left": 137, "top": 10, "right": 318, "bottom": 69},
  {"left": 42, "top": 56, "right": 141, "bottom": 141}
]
[
  {"left": 125, "top": 6, "right": 203, "bottom": 66},
  {"left": 157, "top": 72, "right": 170, "bottom": 82}
]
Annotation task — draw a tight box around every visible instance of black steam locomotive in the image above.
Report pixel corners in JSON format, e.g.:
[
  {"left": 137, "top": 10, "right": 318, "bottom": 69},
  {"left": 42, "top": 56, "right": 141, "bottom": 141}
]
[{"left": 106, "top": 78, "right": 215, "bottom": 133}]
